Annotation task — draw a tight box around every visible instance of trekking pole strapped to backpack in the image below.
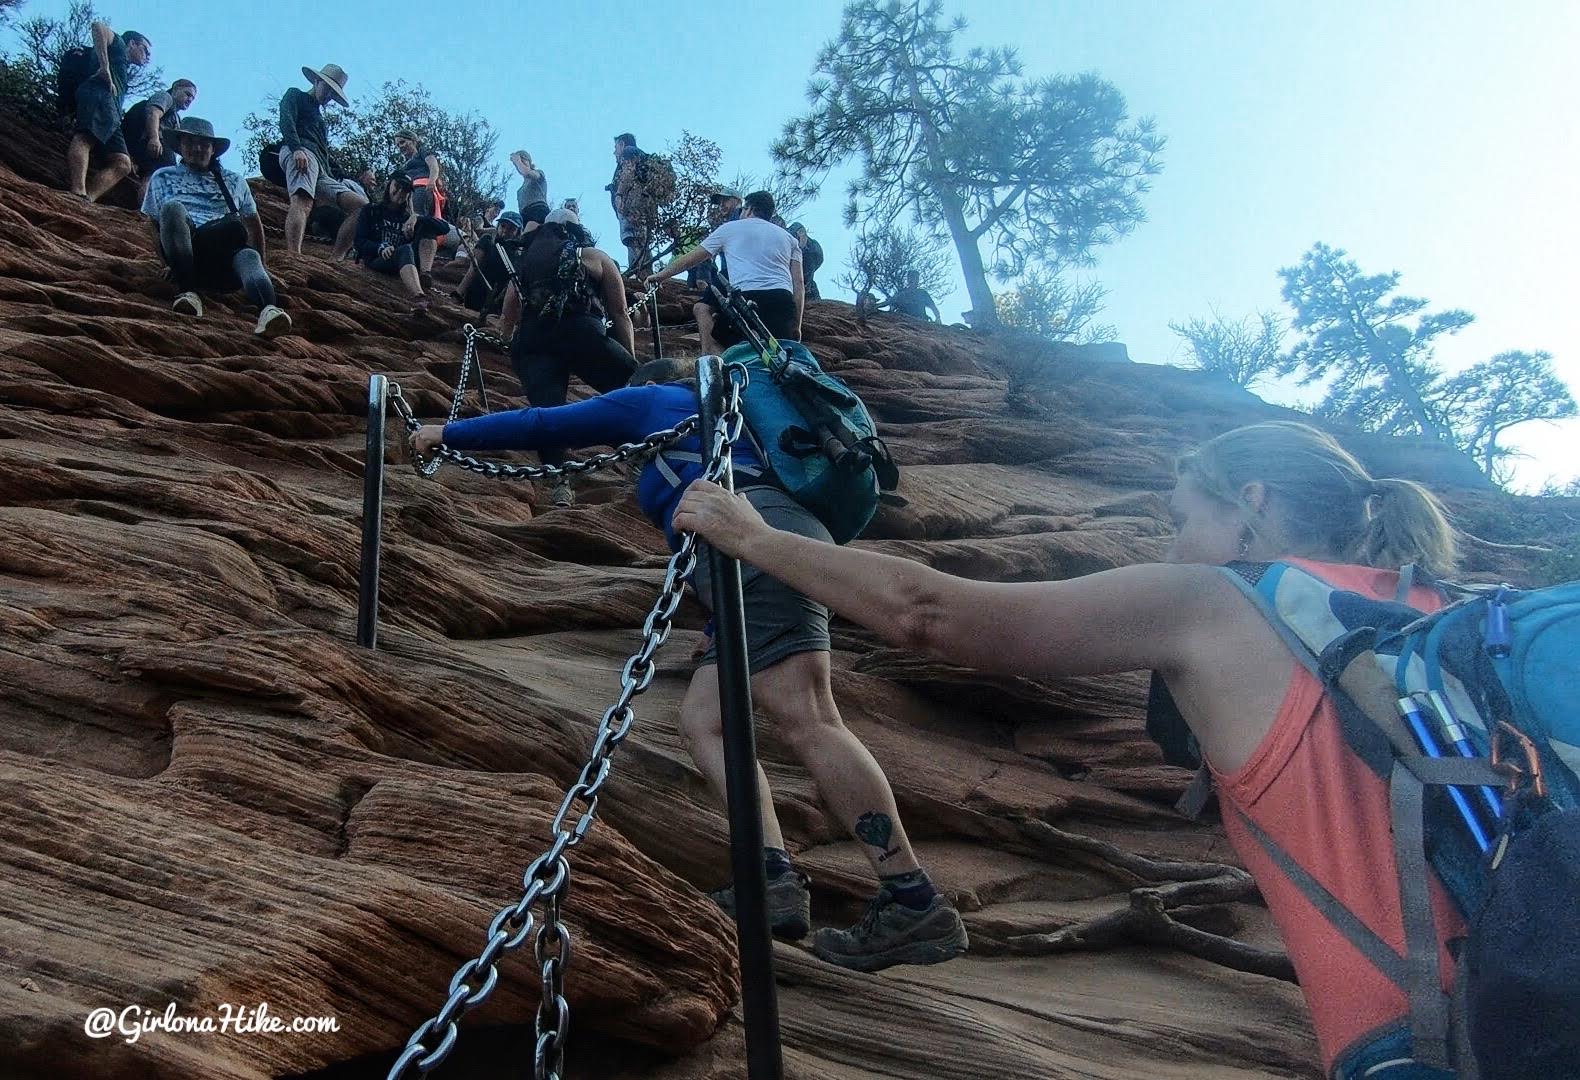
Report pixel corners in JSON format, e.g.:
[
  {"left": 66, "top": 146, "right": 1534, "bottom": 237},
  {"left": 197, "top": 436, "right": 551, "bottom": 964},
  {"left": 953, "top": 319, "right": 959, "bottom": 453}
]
[{"left": 1214, "top": 562, "right": 1580, "bottom": 1079}]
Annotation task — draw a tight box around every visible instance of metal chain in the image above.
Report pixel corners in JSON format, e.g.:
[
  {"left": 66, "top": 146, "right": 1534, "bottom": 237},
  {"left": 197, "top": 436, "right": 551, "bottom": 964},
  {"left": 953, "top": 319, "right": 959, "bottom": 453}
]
[
  {"left": 386, "top": 362, "right": 748, "bottom": 1080},
  {"left": 625, "top": 282, "right": 658, "bottom": 319}
]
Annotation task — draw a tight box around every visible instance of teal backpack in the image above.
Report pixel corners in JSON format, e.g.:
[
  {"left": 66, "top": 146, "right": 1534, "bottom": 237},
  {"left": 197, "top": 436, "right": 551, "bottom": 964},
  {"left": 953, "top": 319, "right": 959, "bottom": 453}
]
[
  {"left": 1157, "top": 562, "right": 1580, "bottom": 1079},
  {"left": 658, "top": 340, "right": 897, "bottom": 543}
]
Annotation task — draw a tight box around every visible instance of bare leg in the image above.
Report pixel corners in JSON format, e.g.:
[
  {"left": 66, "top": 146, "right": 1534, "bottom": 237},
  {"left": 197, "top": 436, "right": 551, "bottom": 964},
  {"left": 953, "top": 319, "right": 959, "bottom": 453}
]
[
  {"left": 284, "top": 192, "right": 312, "bottom": 254},
  {"left": 753, "top": 650, "right": 921, "bottom": 876},
  {"left": 65, "top": 134, "right": 93, "bottom": 196},
  {"left": 679, "top": 651, "right": 922, "bottom": 878},
  {"left": 332, "top": 190, "right": 368, "bottom": 260},
  {"left": 397, "top": 263, "right": 424, "bottom": 297},
  {"left": 679, "top": 667, "right": 787, "bottom": 850},
  {"left": 693, "top": 301, "right": 721, "bottom": 355},
  {"left": 86, "top": 154, "right": 132, "bottom": 202},
  {"left": 418, "top": 237, "right": 436, "bottom": 273}
]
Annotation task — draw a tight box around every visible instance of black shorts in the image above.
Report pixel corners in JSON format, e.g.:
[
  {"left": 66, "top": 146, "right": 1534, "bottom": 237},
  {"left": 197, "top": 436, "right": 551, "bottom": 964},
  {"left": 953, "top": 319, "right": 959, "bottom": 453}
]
[
  {"left": 707, "top": 288, "right": 796, "bottom": 347},
  {"left": 691, "top": 486, "right": 832, "bottom": 673},
  {"left": 161, "top": 216, "right": 249, "bottom": 291}
]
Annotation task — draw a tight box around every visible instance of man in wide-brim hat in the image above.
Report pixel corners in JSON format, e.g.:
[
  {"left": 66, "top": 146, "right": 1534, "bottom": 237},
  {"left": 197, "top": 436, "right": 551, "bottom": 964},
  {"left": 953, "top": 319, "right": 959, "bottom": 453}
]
[
  {"left": 141, "top": 117, "right": 291, "bottom": 337},
  {"left": 277, "top": 62, "right": 366, "bottom": 257}
]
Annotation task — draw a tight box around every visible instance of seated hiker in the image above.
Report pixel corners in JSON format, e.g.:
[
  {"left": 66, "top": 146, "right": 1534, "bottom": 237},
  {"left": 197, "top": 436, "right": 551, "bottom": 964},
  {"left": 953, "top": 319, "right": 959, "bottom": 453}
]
[
  {"left": 64, "top": 22, "right": 151, "bottom": 202},
  {"left": 141, "top": 117, "right": 290, "bottom": 338},
  {"left": 510, "top": 150, "right": 547, "bottom": 214},
  {"left": 787, "top": 222, "right": 823, "bottom": 301},
  {"left": 394, "top": 130, "right": 446, "bottom": 290},
  {"left": 674, "top": 420, "right": 1494, "bottom": 1077},
  {"left": 478, "top": 199, "right": 504, "bottom": 236},
  {"left": 410, "top": 357, "right": 969, "bottom": 972},
  {"left": 354, "top": 174, "right": 450, "bottom": 310},
  {"left": 879, "top": 270, "right": 941, "bottom": 323},
  {"left": 497, "top": 207, "right": 636, "bottom": 508},
  {"left": 277, "top": 62, "right": 367, "bottom": 258},
  {"left": 455, "top": 209, "right": 523, "bottom": 331},
  {"left": 122, "top": 78, "right": 196, "bottom": 204},
  {"left": 647, "top": 190, "right": 803, "bottom": 354}
]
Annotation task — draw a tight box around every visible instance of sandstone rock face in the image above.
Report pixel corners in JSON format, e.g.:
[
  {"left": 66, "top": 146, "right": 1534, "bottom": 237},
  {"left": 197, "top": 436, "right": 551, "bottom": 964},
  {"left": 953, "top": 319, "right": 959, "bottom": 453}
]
[{"left": 0, "top": 114, "right": 1549, "bottom": 1080}]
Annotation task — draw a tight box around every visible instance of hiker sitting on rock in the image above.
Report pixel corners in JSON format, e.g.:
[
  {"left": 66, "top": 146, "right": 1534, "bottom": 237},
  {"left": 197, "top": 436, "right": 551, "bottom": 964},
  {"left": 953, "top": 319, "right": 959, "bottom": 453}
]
[
  {"left": 353, "top": 173, "right": 450, "bottom": 311},
  {"left": 64, "top": 22, "right": 151, "bottom": 203},
  {"left": 122, "top": 78, "right": 196, "bottom": 204},
  {"left": 493, "top": 207, "right": 636, "bottom": 508},
  {"left": 879, "top": 270, "right": 941, "bottom": 323},
  {"left": 394, "top": 130, "right": 445, "bottom": 291},
  {"left": 675, "top": 421, "right": 1477, "bottom": 1078},
  {"left": 277, "top": 62, "right": 366, "bottom": 258},
  {"left": 647, "top": 190, "right": 803, "bottom": 354},
  {"left": 410, "top": 356, "right": 969, "bottom": 974},
  {"left": 141, "top": 117, "right": 290, "bottom": 337}
]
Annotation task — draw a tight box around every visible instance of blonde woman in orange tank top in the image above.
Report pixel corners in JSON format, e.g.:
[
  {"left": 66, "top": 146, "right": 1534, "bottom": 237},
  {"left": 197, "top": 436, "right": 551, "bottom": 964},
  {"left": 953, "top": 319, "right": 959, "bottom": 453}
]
[{"left": 675, "top": 421, "right": 1462, "bottom": 1079}]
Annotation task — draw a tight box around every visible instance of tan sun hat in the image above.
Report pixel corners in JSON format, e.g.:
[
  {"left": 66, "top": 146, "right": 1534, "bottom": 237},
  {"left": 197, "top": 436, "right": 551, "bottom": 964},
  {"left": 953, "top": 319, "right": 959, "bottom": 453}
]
[{"left": 301, "top": 63, "right": 349, "bottom": 105}]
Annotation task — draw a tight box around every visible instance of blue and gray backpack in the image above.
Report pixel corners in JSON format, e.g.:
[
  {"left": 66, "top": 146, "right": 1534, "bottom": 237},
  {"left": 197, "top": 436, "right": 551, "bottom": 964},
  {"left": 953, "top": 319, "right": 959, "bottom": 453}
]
[
  {"left": 658, "top": 341, "right": 898, "bottom": 544},
  {"left": 1174, "top": 562, "right": 1580, "bottom": 1079}
]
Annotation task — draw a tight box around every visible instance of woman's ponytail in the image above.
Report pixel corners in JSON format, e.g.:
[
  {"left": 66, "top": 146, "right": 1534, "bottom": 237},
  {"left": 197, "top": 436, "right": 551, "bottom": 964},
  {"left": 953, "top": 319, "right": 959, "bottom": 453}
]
[{"left": 1359, "top": 477, "right": 1458, "bottom": 578}]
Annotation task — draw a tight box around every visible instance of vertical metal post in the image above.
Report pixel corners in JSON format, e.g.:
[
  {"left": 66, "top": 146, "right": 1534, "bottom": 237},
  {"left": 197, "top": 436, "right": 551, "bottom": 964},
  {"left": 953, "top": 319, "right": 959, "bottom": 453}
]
[
  {"left": 648, "top": 290, "right": 663, "bottom": 359},
  {"left": 470, "top": 350, "right": 490, "bottom": 412},
  {"left": 697, "top": 357, "right": 783, "bottom": 1080},
  {"left": 357, "top": 374, "right": 387, "bottom": 649}
]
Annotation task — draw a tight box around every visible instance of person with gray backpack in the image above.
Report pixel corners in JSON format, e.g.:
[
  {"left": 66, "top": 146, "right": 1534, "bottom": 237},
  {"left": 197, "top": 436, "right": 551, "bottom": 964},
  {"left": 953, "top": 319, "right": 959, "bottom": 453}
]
[{"left": 675, "top": 418, "right": 1579, "bottom": 1079}]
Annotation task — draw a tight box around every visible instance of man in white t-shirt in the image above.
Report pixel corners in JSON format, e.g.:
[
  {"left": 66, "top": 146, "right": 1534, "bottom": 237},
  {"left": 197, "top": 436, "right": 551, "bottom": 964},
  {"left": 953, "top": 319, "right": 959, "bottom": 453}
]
[{"left": 647, "top": 190, "right": 803, "bottom": 353}]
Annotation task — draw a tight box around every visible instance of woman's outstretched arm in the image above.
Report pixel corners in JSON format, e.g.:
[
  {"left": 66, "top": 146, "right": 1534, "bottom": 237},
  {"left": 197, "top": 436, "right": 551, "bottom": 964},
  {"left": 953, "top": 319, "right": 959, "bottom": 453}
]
[{"left": 674, "top": 478, "right": 1220, "bottom": 682}]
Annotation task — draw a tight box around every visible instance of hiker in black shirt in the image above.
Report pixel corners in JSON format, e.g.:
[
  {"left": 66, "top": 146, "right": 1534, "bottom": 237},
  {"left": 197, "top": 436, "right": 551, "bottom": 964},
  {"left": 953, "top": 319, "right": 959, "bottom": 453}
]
[
  {"left": 65, "top": 22, "right": 151, "bottom": 202},
  {"left": 353, "top": 174, "right": 449, "bottom": 310},
  {"left": 507, "top": 208, "right": 637, "bottom": 506},
  {"left": 455, "top": 210, "right": 524, "bottom": 334},
  {"left": 788, "top": 222, "right": 823, "bottom": 301},
  {"left": 881, "top": 271, "right": 942, "bottom": 323}
]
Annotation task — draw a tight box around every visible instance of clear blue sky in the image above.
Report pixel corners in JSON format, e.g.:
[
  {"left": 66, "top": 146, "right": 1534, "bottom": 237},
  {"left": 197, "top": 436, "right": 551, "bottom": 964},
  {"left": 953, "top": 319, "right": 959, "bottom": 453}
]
[{"left": 8, "top": 0, "right": 1576, "bottom": 488}]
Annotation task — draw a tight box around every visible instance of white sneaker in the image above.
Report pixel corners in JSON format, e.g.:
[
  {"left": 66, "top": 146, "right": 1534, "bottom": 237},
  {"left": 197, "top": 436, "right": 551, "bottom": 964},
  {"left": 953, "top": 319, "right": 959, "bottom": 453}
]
[
  {"left": 172, "top": 292, "right": 203, "bottom": 317},
  {"left": 254, "top": 305, "right": 292, "bottom": 338}
]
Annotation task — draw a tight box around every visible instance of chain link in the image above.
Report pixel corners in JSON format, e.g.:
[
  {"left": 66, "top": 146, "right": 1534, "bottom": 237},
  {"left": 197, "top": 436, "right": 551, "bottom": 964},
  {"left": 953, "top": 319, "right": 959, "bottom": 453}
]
[
  {"left": 386, "top": 361, "right": 747, "bottom": 1080},
  {"left": 625, "top": 282, "right": 659, "bottom": 320}
]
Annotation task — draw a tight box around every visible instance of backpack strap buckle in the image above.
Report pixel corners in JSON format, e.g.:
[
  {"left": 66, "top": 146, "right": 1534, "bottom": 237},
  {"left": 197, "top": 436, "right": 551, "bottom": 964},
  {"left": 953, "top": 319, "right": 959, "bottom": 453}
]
[{"left": 1491, "top": 721, "right": 1546, "bottom": 799}]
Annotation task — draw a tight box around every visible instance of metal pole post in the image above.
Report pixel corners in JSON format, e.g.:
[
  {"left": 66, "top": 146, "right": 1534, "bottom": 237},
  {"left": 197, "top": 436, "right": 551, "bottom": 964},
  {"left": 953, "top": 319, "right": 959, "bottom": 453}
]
[
  {"left": 697, "top": 356, "right": 783, "bottom": 1080},
  {"left": 648, "top": 289, "right": 663, "bottom": 360},
  {"left": 357, "top": 374, "right": 387, "bottom": 649}
]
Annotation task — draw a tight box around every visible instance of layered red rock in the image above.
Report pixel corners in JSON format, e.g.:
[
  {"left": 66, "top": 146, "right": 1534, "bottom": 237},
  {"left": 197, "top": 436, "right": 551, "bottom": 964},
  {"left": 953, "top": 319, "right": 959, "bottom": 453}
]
[{"left": 2, "top": 112, "right": 1565, "bottom": 1080}]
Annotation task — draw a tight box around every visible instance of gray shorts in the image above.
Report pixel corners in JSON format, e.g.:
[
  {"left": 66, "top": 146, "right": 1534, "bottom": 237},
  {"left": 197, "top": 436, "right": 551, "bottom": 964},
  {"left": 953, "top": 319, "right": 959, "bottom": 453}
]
[
  {"left": 691, "top": 486, "right": 831, "bottom": 673},
  {"left": 278, "top": 146, "right": 363, "bottom": 204}
]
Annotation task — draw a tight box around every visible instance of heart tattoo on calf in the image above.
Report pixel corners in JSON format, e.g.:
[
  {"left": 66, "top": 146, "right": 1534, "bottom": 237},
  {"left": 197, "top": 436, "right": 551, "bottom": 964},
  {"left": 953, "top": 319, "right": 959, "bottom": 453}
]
[{"left": 854, "top": 811, "right": 903, "bottom": 863}]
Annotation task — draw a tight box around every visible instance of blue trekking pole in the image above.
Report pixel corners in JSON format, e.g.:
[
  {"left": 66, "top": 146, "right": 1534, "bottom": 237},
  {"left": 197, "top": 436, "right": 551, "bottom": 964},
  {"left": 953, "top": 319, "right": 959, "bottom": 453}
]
[
  {"left": 1397, "top": 695, "right": 1492, "bottom": 852},
  {"left": 1421, "top": 690, "right": 1504, "bottom": 822}
]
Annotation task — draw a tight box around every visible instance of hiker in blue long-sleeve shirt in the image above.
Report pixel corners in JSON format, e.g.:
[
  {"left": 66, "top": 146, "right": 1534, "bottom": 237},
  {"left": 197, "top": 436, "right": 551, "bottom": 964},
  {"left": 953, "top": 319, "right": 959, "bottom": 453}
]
[{"left": 410, "top": 357, "right": 968, "bottom": 973}]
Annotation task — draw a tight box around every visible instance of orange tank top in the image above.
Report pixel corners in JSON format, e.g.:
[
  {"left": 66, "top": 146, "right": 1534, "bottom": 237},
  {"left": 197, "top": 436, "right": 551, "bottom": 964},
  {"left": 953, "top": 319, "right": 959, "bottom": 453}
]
[{"left": 1209, "top": 559, "right": 1465, "bottom": 1070}]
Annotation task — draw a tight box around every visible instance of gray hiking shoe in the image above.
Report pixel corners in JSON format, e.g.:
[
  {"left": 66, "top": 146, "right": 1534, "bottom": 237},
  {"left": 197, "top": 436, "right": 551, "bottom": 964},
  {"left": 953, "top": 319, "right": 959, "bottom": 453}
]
[
  {"left": 709, "top": 871, "right": 811, "bottom": 941},
  {"left": 172, "top": 291, "right": 203, "bottom": 317},
  {"left": 549, "top": 478, "right": 575, "bottom": 508},
  {"left": 810, "top": 886, "right": 968, "bottom": 972}
]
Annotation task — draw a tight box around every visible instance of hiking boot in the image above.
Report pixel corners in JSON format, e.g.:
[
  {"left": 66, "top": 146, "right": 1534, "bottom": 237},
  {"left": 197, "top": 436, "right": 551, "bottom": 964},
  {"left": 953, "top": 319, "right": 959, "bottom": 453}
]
[
  {"left": 549, "top": 478, "right": 575, "bottom": 508},
  {"left": 709, "top": 872, "right": 811, "bottom": 941},
  {"left": 418, "top": 270, "right": 434, "bottom": 293},
  {"left": 173, "top": 292, "right": 203, "bottom": 317},
  {"left": 810, "top": 887, "right": 968, "bottom": 972},
  {"left": 254, "top": 305, "right": 291, "bottom": 338}
]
